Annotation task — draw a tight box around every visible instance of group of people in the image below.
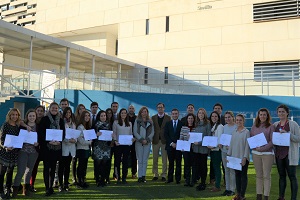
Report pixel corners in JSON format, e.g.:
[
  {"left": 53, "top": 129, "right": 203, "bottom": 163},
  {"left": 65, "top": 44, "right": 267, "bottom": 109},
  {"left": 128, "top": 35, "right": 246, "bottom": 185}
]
[{"left": 0, "top": 99, "right": 299, "bottom": 200}]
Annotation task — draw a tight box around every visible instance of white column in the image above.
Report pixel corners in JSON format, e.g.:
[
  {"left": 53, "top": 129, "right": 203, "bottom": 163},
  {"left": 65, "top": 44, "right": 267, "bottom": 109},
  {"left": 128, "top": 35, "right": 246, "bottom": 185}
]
[{"left": 65, "top": 47, "right": 70, "bottom": 89}]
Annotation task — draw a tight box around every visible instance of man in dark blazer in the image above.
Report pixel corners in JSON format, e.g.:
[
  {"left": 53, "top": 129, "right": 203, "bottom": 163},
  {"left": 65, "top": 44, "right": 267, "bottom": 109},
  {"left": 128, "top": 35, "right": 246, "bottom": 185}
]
[
  {"left": 164, "top": 108, "right": 183, "bottom": 184},
  {"left": 151, "top": 103, "right": 171, "bottom": 181}
]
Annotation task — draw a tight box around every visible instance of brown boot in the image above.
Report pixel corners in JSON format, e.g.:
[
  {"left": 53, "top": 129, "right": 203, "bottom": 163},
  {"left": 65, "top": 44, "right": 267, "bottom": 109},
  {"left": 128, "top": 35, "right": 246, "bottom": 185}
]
[
  {"left": 22, "top": 184, "right": 31, "bottom": 196},
  {"left": 12, "top": 186, "right": 19, "bottom": 198}
]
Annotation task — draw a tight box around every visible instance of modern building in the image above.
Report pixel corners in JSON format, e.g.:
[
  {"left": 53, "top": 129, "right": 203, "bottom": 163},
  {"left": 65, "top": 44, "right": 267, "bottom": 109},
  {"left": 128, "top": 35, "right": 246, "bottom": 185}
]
[{"left": 1, "top": 0, "right": 300, "bottom": 96}]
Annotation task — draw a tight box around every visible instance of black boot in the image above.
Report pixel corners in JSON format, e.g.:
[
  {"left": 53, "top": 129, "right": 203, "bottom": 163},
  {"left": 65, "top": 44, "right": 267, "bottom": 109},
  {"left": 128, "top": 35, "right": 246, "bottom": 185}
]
[
  {"left": 11, "top": 186, "right": 18, "bottom": 198},
  {"left": 256, "top": 194, "right": 262, "bottom": 200}
]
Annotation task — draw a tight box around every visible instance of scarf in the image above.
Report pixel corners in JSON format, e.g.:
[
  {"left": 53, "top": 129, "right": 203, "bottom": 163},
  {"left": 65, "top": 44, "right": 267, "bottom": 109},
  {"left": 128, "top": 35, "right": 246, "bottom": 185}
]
[{"left": 46, "top": 111, "right": 61, "bottom": 151}]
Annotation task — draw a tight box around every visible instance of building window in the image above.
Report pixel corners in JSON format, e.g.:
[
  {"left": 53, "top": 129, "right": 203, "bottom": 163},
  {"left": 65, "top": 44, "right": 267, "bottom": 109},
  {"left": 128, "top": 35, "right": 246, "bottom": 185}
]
[
  {"left": 254, "top": 60, "right": 299, "bottom": 81},
  {"left": 144, "top": 68, "right": 148, "bottom": 84},
  {"left": 253, "top": 0, "right": 300, "bottom": 22},
  {"left": 164, "top": 67, "right": 168, "bottom": 84},
  {"left": 166, "top": 16, "right": 169, "bottom": 32},
  {"left": 115, "top": 40, "right": 118, "bottom": 56},
  {"left": 146, "top": 19, "right": 149, "bottom": 35}
]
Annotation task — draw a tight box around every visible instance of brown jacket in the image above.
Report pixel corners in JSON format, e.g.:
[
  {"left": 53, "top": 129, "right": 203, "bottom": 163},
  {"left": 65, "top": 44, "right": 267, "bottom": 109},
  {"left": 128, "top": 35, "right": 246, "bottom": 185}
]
[{"left": 151, "top": 113, "right": 171, "bottom": 144}]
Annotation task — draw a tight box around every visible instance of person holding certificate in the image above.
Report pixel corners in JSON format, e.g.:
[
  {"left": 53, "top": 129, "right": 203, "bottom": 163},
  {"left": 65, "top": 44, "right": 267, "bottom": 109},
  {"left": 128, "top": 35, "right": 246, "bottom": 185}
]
[
  {"left": 221, "top": 111, "right": 237, "bottom": 196},
  {"left": 30, "top": 105, "right": 45, "bottom": 193},
  {"left": 113, "top": 108, "right": 133, "bottom": 184},
  {"left": 273, "top": 104, "right": 300, "bottom": 200},
  {"left": 133, "top": 106, "right": 154, "bottom": 183},
  {"left": 39, "top": 102, "right": 65, "bottom": 196},
  {"left": 12, "top": 109, "right": 39, "bottom": 198},
  {"left": 208, "top": 111, "right": 224, "bottom": 192},
  {"left": 93, "top": 110, "right": 112, "bottom": 187},
  {"left": 228, "top": 114, "right": 250, "bottom": 200},
  {"left": 181, "top": 113, "right": 196, "bottom": 187},
  {"left": 72, "top": 104, "right": 86, "bottom": 186},
  {"left": 194, "top": 108, "right": 211, "bottom": 191},
  {"left": 58, "top": 107, "right": 77, "bottom": 192},
  {"left": 76, "top": 110, "right": 92, "bottom": 188},
  {"left": 0, "top": 108, "right": 21, "bottom": 199},
  {"left": 250, "top": 108, "right": 274, "bottom": 200}
]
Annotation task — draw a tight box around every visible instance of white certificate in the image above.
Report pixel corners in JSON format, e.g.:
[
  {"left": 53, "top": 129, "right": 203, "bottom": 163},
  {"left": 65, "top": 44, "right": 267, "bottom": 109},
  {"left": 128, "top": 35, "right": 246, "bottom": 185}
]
[
  {"left": 188, "top": 132, "right": 202, "bottom": 143},
  {"left": 46, "top": 129, "right": 63, "bottom": 141},
  {"left": 83, "top": 129, "right": 97, "bottom": 141},
  {"left": 176, "top": 140, "right": 191, "bottom": 152},
  {"left": 98, "top": 130, "right": 113, "bottom": 141},
  {"left": 247, "top": 132, "right": 267, "bottom": 149},
  {"left": 65, "top": 128, "right": 81, "bottom": 139},
  {"left": 119, "top": 135, "right": 133, "bottom": 145},
  {"left": 219, "top": 134, "right": 232, "bottom": 146},
  {"left": 4, "top": 134, "right": 24, "bottom": 148},
  {"left": 272, "top": 132, "right": 290, "bottom": 146},
  {"left": 202, "top": 136, "right": 218, "bottom": 147},
  {"left": 226, "top": 156, "right": 242, "bottom": 171},
  {"left": 19, "top": 129, "right": 37, "bottom": 145}
]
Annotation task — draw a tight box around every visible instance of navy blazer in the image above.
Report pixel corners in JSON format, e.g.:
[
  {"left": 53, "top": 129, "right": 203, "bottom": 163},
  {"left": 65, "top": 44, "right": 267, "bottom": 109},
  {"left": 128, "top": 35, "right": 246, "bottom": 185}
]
[{"left": 164, "top": 120, "right": 183, "bottom": 151}]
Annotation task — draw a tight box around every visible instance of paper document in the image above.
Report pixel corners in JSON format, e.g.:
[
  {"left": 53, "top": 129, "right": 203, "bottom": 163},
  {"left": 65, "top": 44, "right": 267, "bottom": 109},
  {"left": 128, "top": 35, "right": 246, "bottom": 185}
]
[
  {"left": 19, "top": 129, "right": 37, "bottom": 145},
  {"left": 202, "top": 136, "right": 218, "bottom": 147},
  {"left": 226, "top": 156, "right": 242, "bottom": 171},
  {"left": 46, "top": 129, "right": 63, "bottom": 141},
  {"left": 83, "top": 129, "right": 97, "bottom": 141},
  {"left": 65, "top": 128, "right": 81, "bottom": 139},
  {"left": 98, "top": 130, "right": 113, "bottom": 141},
  {"left": 4, "top": 134, "right": 24, "bottom": 148},
  {"left": 272, "top": 132, "right": 290, "bottom": 146},
  {"left": 119, "top": 135, "right": 133, "bottom": 145},
  {"left": 188, "top": 132, "right": 202, "bottom": 143},
  {"left": 176, "top": 140, "right": 191, "bottom": 151},
  {"left": 219, "top": 134, "right": 232, "bottom": 146},
  {"left": 247, "top": 132, "right": 267, "bottom": 149}
]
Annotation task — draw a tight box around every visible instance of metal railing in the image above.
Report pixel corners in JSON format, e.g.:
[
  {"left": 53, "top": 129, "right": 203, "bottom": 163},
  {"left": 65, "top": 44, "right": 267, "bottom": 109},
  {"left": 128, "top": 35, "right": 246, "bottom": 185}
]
[{"left": 1, "top": 65, "right": 300, "bottom": 97}]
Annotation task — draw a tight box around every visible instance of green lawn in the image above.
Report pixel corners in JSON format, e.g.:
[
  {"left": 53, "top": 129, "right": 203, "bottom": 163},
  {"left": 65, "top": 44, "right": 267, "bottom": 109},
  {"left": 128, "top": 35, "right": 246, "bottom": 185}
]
[{"left": 16, "top": 155, "right": 299, "bottom": 199}]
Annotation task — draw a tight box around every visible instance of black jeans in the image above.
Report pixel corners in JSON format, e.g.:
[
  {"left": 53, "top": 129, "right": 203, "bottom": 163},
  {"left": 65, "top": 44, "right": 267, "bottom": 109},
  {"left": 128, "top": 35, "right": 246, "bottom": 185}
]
[
  {"left": 193, "top": 153, "right": 208, "bottom": 185},
  {"left": 94, "top": 159, "right": 109, "bottom": 183},
  {"left": 43, "top": 149, "right": 61, "bottom": 191},
  {"left": 76, "top": 150, "right": 89, "bottom": 184},
  {"left": 114, "top": 145, "right": 130, "bottom": 181},
  {"left": 235, "top": 160, "right": 249, "bottom": 198},
  {"left": 58, "top": 155, "right": 72, "bottom": 187},
  {"left": 183, "top": 151, "right": 193, "bottom": 183},
  {"left": 130, "top": 141, "right": 137, "bottom": 176},
  {"left": 167, "top": 148, "right": 182, "bottom": 182},
  {"left": 276, "top": 156, "right": 298, "bottom": 200},
  {"left": 0, "top": 165, "right": 14, "bottom": 192},
  {"left": 71, "top": 157, "right": 77, "bottom": 183}
]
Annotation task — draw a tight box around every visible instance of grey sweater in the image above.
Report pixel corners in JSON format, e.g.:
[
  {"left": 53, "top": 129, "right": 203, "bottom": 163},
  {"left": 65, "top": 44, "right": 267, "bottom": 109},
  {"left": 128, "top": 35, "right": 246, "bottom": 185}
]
[
  {"left": 193, "top": 121, "right": 211, "bottom": 154},
  {"left": 228, "top": 127, "right": 250, "bottom": 161}
]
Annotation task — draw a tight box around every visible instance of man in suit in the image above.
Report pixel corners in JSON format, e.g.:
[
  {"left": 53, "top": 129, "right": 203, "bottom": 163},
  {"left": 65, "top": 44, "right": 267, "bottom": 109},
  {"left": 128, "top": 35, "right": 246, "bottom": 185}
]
[
  {"left": 111, "top": 102, "right": 119, "bottom": 120},
  {"left": 151, "top": 103, "right": 171, "bottom": 182},
  {"left": 128, "top": 105, "right": 137, "bottom": 178},
  {"left": 213, "top": 103, "right": 225, "bottom": 125},
  {"left": 90, "top": 102, "right": 99, "bottom": 129},
  {"left": 164, "top": 108, "right": 183, "bottom": 184}
]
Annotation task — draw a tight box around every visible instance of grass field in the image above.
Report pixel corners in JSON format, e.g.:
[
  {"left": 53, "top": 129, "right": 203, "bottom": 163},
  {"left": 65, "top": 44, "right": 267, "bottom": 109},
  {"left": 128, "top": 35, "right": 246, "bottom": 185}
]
[{"left": 15, "top": 155, "right": 299, "bottom": 199}]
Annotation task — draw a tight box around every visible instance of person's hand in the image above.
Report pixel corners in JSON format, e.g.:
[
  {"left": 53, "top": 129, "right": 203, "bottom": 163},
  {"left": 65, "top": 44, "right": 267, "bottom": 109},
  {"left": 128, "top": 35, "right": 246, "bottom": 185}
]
[
  {"left": 6, "top": 147, "right": 13, "bottom": 151},
  {"left": 142, "top": 139, "right": 147, "bottom": 145},
  {"left": 279, "top": 129, "right": 287, "bottom": 134},
  {"left": 225, "top": 145, "right": 229, "bottom": 150},
  {"left": 97, "top": 132, "right": 102, "bottom": 137},
  {"left": 132, "top": 138, "right": 136, "bottom": 142},
  {"left": 171, "top": 143, "right": 176, "bottom": 148},
  {"left": 26, "top": 126, "right": 32, "bottom": 132},
  {"left": 218, "top": 144, "right": 222, "bottom": 149},
  {"left": 34, "top": 142, "right": 39, "bottom": 147},
  {"left": 115, "top": 141, "right": 120, "bottom": 146},
  {"left": 241, "top": 158, "right": 247, "bottom": 166},
  {"left": 207, "top": 146, "right": 213, "bottom": 149},
  {"left": 194, "top": 142, "right": 199, "bottom": 145},
  {"left": 69, "top": 138, "right": 76, "bottom": 143}
]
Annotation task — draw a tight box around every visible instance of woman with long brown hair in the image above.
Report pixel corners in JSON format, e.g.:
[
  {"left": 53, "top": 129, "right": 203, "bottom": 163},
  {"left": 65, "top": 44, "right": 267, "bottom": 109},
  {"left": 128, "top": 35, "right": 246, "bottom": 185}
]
[
  {"left": 194, "top": 108, "right": 211, "bottom": 191},
  {"left": 76, "top": 110, "right": 92, "bottom": 188},
  {"left": 113, "top": 108, "right": 133, "bottom": 184},
  {"left": 250, "top": 108, "right": 274, "bottom": 200}
]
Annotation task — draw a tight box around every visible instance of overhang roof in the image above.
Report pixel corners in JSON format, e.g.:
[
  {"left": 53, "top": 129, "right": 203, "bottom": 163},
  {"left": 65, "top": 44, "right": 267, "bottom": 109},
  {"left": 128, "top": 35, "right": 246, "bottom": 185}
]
[{"left": 0, "top": 20, "right": 135, "bottom": 72}]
